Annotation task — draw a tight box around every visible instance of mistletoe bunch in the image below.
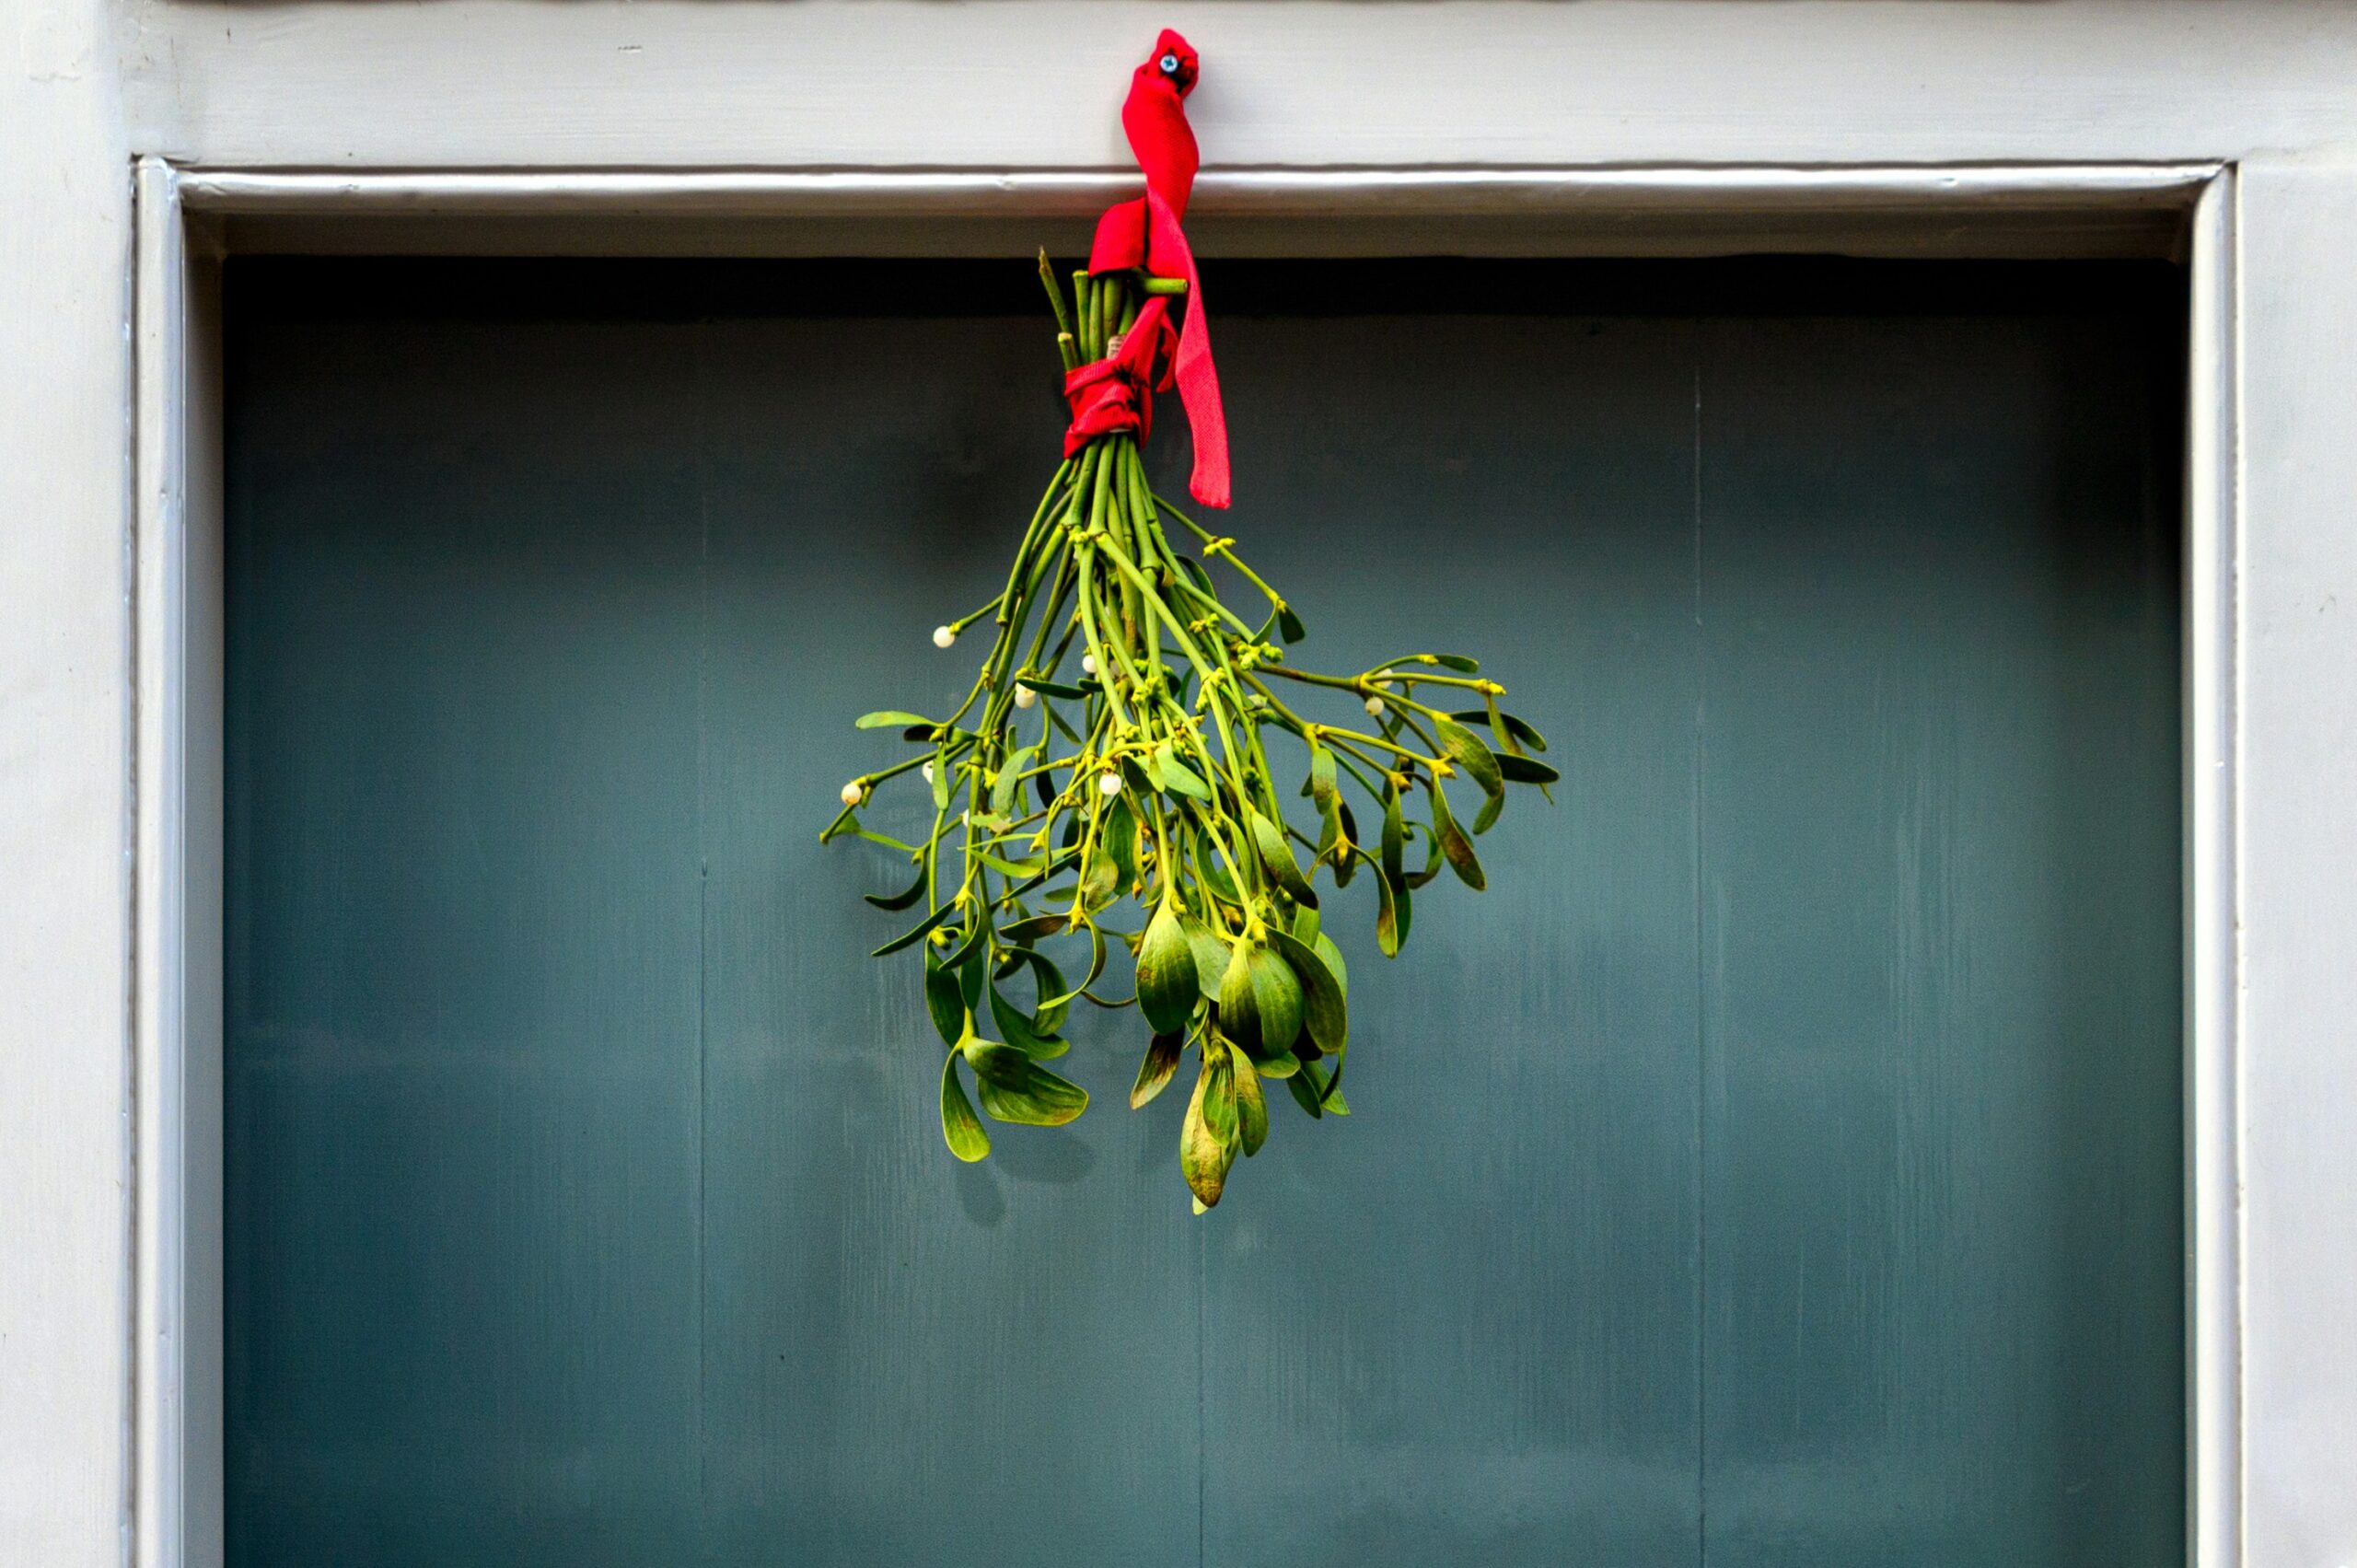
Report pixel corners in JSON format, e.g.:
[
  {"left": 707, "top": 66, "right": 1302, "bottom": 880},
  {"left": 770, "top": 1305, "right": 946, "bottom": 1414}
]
[{"left": 823, "top": 258, "right": 1552, "bottom": 1211}]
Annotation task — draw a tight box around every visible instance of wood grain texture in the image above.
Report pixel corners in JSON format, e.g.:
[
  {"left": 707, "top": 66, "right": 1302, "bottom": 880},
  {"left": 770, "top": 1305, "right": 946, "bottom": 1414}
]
[{"left": 223, "top": 259, "right": 2183, "bottom": 1565}]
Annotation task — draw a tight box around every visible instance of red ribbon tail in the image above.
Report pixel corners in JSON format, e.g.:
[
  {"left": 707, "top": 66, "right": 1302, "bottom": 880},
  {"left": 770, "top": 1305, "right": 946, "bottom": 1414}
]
[{"left": 1147, "top": 193, "right": 1230, "bottom": 509}]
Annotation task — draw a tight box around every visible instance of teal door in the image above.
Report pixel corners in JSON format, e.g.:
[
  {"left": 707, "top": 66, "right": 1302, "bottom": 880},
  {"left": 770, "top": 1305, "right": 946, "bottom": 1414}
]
[{"left": 225, "top": 257, "right": 2184, "bottom": 1566}]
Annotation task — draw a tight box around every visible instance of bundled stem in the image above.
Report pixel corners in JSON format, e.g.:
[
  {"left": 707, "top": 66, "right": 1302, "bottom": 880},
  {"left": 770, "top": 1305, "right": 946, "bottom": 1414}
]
[{"left": 826, "top": 256, "right": 1554, "bottom": 1210}]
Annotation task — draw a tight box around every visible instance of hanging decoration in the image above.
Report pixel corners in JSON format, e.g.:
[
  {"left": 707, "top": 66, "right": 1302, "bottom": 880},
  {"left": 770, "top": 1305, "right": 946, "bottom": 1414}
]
[{"left": 822, "top": 30, "right": 1555, "bottom": 1210}]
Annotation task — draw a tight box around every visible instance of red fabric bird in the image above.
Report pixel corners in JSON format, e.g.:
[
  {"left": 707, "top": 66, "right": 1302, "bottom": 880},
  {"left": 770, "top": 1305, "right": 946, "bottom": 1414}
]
[{"left": 1076, "top": 29, "right": 1231, "bottom": 509}]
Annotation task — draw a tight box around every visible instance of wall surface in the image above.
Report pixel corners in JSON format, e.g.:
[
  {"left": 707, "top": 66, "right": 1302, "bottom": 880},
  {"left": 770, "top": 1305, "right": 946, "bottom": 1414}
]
[
  {"left": 6, "top": 5, "right": 2357, "bottom": 1567},
  {"left": 0, "top": 0, "right": 132, "bottom": 1563}
]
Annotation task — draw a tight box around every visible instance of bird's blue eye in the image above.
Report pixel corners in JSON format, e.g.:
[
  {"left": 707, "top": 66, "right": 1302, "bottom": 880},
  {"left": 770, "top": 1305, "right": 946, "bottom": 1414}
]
[{"left": 1159, "top": 52, "right": 1180, "bottom": 75}]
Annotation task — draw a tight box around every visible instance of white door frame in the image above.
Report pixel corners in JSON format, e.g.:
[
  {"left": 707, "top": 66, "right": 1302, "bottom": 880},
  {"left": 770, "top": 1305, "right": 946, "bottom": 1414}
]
[{"left": 130, "top": 158, "right": 2240, "bottom": 1568}]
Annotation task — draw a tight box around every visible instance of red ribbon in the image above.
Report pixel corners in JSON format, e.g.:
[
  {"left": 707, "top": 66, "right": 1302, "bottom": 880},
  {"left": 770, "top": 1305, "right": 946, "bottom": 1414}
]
[
  {"left": 1063, "top": 294, "right": 1179, "bottom": 456},
  {"left": 1068, "top": 29, "right": 1232, "bottom": 509}
]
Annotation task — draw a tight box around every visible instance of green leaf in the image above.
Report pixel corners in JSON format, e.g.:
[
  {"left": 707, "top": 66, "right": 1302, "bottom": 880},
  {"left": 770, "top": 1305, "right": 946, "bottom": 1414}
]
[
  {"left": 1450, "top": 707, "right": 1548, "bottom": 754},
  {"left": 1006, "top": 948, "right": 1073, "bottom": 1034},
  {"left": 1218, "top": 939, "right": 1260, "bottom": 1048},
  {"left": 939, "top": 1053, "right": 991, "bottom": 1162},
  {"left": 1314, "top": 931, "right": 1349, "bottom": 996},
  {"left": 1248, "top": 808, "right": 1317, "bottom": 909},
  {"left": 989, "top": 983, "right": 1069, "bottom": 1060},
  {"left": 1284, "top": 1069, "right": 1325, "bottom": 1121},
  {"left": 1374, "top": 860, "right": 1411, "bottom": 957},
  {"left": 1135, "top": 900, "right": 1201, "bottom": 1034},
  {"left": 1180, "top": 1046, "right": 1230, "bottom": 1208},
  {"left": 930, "top": 747, "right": 953, "bottom": 809},
  {"left": 1276, "top": 604, "right": 1306, "bottom": 645},
  {"left": 990, "top": 746, "right": 1036, "bottom": 818},
  {"left": 864, "top": 861, "right": 928, "bottom": 912},
  {"left": 856, "top": 710, "right": 933, "bottom": 730},
  {"left": 1434, "top": 714, "right": 1504, "bottom": 798},
  {"left": 1105, "top": 796, "right": 1140, "bottom": 888},
  {"left": 1306, "top": 741, "right": 1338, "bottom": 813},
  {"left": 1496, "top": 752, "right": 1561, "bottom": 785},
  {"left": 962, "top": 1039, "right": 1089, "bottom": 1126},
  {"left": 1175, "top": 555, "right": 1215, "bottom": 596},
  {"left": 1222, "top": 940, "right": 1306, "bottom": 1061},
  {"left": 1330, "top": 798, "right": 1359, "bottom": 888},
  {"left": 1428, "top": 779, "right": 1487, "bottom": 891},
  {"left": 1018, "top": 676, "right": 1089, "bottom": 701},
  {"left": 1381, "top": 784, "right": 1407, "bottom": 889},
  {"left": 1270, "top": 929, "right": 1348, "bottom": 1059},
  {"left": 1472, "top": 788, "right": 1505, "bottom": 836},
  {"left": 1290, "top": 901, "right": 1320, "bottom": 945},
  {"left": 1430, "top": 653, "right": 1480, "bottom": 673},
  {"left": 1182, "top": 914, "right": 1230, "bottom": 1004},
  {"left": 1130, "top": 1030, "right": 1185, "bottom": 1109},
  {"left": 1228, "top": 1040, "right": 1269, "bottom": 1156},
  {"left": 1154, "top": 743, "right": 1211, "bottom": 800},
  {"left": 924, "top": 958, "right": 966, "bottom": 1046},
  {"left": 1000, "top": 912, "right": 1068, "bottom": 944},
  {"left": 873, "top": 901, "right": 956, "bottom": 958}
]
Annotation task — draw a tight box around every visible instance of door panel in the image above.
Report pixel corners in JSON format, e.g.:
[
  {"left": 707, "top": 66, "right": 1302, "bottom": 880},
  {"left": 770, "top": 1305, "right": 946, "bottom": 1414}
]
[{"left": 225, "top": 258, "right": 2182, "bottom": 1566}]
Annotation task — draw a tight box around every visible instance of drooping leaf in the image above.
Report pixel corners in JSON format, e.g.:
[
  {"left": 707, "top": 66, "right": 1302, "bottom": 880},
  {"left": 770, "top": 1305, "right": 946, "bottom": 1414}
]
[
  {"left": 1450, "top": 707, "right": 1549, "bottom": 754},
  {"left": 963, "top": 1039, "right": 1089, "bottom": 1125},
  {"left": 930, "top": 746, "right": 953, "bottom": 809},
  {"left": 1228, "top": 1040, "right": 1269, "bottom": 1156},
  {"left": 991, "top": 745, "right": 1036, "bottom": 818},
  {"left": 1180, "top": 1048, "right": 1230, "bottom": 1208},
  {"left": 865, "top": 860, "right": 928, "bottom": 912},
  {"left": 1130, "top": 1030, "right": 1184, "bottom": 1109},
  {"left": 990, "top": 983, "right": 1069, "bottom": 1060},
  {"left": 1374, "top": 858, "right": 1411, "bottom": 957},
  {"left": 1381, "top": 783, "right": 1407, "bottom": 889},
  {"left": 925, "top": 957, "right": 966, "bottom": 1046},
  {"left": 940, "top": 1053, "right": 991, "bottom": 1162},
  {"left": 1182, "top": 914, "right": 1230, "bottom": 1005},
  {"left": 1249, "top": 808, "right": 1317, "bottom": 908},
  {"left": 1428, "top": 778, "right": 1487, "bottom": 891},
  {"left": 1276, "top": 604, "right": 1307, "bottom": 645},
  {"left": 1244, "top": 942, "right": 1306, "bottom": 1060},
  {"left": 1270, "top": 928, "right": 1348, "bottom": 1059},
  {"left": 1472, "top": 787, "right": 1505, "bottom": 836},
  {"left": 856, "top": 709, "right": 934, "bottom": 730},
  {"left": 1306, "top": 740, "right": 1338, "bottom": 813},
  {"left": 873, "top": 901, "right": 956, "bottom": 958},
  {"left": 1495, "top": 752, "right": 1561, "bottom": 785},
  {"left": 1434, "top": 714, "right": 1504, "bottom": 798},
  {"left": 1313, "top": 931, "right": 1349, "bottom": 997},
  {"left": 1155, "top": 743, "right": 1211, "bottom": 801},
  {"left": 1284, "top": 1069, "right": 1325, "bottom": 1121},
  {"left": 1017, "top": 676, "right": 1089, "bottom": 701},
  {"left": 1135, "top": 900, "right": 1201, "bottom": 1034},
  {"left": 1218, "top": 939, "right": 1260, "bottom": 1049}
]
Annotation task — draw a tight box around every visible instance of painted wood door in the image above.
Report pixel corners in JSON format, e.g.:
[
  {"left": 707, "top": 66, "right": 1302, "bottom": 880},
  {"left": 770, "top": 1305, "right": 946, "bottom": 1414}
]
[{"left": 224, "top": 257, "right": 2184, "bottom": 1566}]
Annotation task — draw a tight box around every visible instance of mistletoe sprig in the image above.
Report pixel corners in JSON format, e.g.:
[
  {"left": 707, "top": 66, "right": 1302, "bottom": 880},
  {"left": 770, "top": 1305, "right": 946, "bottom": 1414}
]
[{"left": 822, "top": 257, "right": 1555, "bottom": 1210}]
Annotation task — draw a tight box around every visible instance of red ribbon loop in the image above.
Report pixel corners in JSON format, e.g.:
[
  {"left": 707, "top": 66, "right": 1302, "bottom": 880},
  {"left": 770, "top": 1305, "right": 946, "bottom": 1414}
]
[
  {"left": 1074, "top": 29, "right": 1232, "bottom": 510},
  {"left": 1062, "top": 295, "right": 1178, "bottom": 457}
]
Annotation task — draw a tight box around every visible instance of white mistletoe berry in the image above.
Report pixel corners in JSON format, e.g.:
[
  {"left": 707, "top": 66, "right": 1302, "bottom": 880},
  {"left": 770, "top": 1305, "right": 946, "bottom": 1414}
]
[
  {"left": 1098, "top": 771, "right": 1122, "bottom": 796},
  {"left": 921, "top": 761, "right": 935, "bottom": 784},
  {"left": 932, "top": 625, "right": 957, "bottom": 649},
  {"left": 1364, "top": 695, "right": 1386, "bottom": 717},
  {"left": 1014, "top": 685, "right": 1037, "bottom": 709},
  {"left": 1081, "top": 653, "right": 1098, "bottom": 676},
  {"left": 840, "top": 781, "right": 864, "bottom": 807}
]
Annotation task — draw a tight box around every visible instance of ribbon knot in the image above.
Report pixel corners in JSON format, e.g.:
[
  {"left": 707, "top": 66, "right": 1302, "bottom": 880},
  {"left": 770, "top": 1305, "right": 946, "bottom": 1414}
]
[{"left": 1062, "top": 296, "right": 1179, "bottom": 458}]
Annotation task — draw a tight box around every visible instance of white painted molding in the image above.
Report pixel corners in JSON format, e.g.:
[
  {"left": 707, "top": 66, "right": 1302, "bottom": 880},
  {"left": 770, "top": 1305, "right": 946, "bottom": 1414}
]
[{"left": 124, "top": 158, "right": 2248, "bottom": 1568}]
